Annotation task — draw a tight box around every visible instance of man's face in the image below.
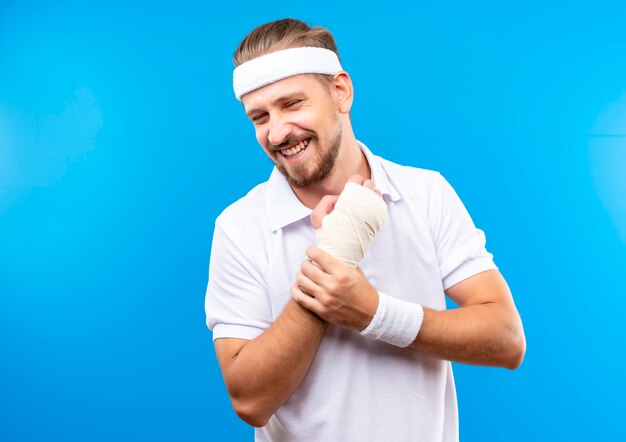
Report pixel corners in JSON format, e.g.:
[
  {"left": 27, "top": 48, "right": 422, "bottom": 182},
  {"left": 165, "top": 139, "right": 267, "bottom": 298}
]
[{"left": 242, "top": 74, "right": 342, "bottom": 188}]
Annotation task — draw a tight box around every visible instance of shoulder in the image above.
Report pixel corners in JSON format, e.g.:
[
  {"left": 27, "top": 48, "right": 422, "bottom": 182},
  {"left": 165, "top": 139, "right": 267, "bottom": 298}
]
[{"left": 215, "top": 181, "right": 272, "bottom": 241}]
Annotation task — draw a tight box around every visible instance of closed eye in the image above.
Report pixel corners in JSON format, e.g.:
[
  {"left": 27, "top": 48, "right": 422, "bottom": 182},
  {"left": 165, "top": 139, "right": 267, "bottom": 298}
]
[
  {"left": 285, "top": 99, "right": 302, "bottom": 108},
  {"left": 252, "top": 112, "right": 268, "bottom": 124}
]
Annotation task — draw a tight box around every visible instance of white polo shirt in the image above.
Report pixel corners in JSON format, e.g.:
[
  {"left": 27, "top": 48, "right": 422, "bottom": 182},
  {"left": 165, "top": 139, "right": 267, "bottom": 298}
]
[{"left": 205, "top": 142, "right": 497, "bottom": 441}]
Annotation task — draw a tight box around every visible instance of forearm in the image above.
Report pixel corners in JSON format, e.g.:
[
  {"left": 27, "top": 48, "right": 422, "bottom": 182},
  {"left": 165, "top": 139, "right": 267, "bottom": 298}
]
[
  {"left": 408, "top": 302, "right": 526, "bottom": 369},
  {"left": 220, "top": 299, "right": 327, "bottom": 426}
]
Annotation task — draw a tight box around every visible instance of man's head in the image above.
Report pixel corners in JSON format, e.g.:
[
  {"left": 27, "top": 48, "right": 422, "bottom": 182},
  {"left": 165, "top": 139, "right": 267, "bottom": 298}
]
[{"left": 233, "top": 19, "right": 354, "bottom": 188}]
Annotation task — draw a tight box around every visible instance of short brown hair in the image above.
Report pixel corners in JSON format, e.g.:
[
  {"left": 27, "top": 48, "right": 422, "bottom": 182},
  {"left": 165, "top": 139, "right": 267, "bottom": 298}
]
[{"left": 233, "top": 18, "right": 341, "bottom": 67}]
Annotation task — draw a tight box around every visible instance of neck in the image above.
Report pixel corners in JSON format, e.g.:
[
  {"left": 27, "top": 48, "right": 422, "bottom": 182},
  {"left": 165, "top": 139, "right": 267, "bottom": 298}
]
[{"left": 291, "top": 130, "right": 370, "bottom": 209}]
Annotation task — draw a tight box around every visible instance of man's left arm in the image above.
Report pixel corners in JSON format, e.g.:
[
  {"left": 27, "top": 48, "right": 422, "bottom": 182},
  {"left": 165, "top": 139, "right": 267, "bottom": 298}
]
[
  {"left": 293, "top": 246, "right": 525, "bottom": 370},
  {"left": 410, "top": 268, "right": 525, "bottom": 369}
]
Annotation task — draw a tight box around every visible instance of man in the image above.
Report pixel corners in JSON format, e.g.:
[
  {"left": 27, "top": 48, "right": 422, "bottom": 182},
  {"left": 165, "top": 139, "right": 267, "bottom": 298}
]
[{"left": 205, "top": 18, "right": 525, "bottom": 441}]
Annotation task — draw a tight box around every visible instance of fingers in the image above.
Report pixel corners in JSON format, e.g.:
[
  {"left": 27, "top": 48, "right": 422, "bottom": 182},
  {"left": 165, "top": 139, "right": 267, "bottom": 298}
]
[
  {"left": 305, "top": 245, "right": 340, "bottom": 274},
  {"left": 300, "top": 257, "right": 328, "bottom": 283},
  {"left": 292, "top": 260, "right": 330, "bottom": 317},
  {"left": 347, "top": 175, "right": 382, "bottom": 198},
  {"left": 291, "top": 283, "right": 320, "bottom": 313},
  {"left": 296, "top": 267, "right": 320, "bottom": 296},
  {"left": 310, "top": 194, "right": 339, "bottom": 229},
  {"left": 311, "top": 175, "right": 381, "bottom": 230},
  {"left": 362, "top": 179, "right": 375, "bottom": 191},
  {"left": 348, "top": 174, "right": 364, "bottom": 185}
]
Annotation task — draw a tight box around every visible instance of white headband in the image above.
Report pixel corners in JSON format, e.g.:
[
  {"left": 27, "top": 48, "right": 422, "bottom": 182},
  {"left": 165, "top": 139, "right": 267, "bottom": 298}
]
[{"left": 233, "top": 46, "right": 343, "bottom": 100}]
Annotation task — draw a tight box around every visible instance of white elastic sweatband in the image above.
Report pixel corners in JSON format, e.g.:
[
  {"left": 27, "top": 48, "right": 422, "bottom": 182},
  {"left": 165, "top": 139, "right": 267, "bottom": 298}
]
[
  {"left": 233, "top": 47, "right": 343, "bottom": 100},
  {"left": 315, "top": 182, "right": 388, "bottom": 268},
  {"left": 360, "top": 292, "right": 424, "bottom": 348}
]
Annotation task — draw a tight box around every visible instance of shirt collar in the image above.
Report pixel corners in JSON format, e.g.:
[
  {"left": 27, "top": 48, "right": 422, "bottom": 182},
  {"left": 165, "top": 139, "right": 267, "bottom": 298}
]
[{"left": 265, "top": 140, "right": 401, "bottom": 232}]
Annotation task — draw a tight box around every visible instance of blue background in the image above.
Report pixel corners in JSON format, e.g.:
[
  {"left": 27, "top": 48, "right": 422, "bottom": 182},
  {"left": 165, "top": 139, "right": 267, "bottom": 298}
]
[{"left": 1, "top": 1, "right": 625, "bottom": 440}]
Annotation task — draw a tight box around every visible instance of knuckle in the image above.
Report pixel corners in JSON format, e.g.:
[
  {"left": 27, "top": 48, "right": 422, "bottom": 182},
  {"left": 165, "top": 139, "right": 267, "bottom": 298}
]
[
  {"left": 324, "top": 295, "right": 338, "bottom": 309},
  {"left": 317, "top": 304, "right": 329, "bottom": 316},
  {"left": 327, "top": 281, "right": 340, "bottom": 294},
  {"left": 336, "top": 273, "right": 349, "bottom": 286},
  {"left": 316, "top": 292, "right": 328, "bottom": 306}
]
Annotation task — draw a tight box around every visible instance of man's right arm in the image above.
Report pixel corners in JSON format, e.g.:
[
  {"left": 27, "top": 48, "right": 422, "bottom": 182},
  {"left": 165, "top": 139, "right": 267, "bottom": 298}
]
[{"left": 214, "top": 298, "right": 327, "bottom": 428}]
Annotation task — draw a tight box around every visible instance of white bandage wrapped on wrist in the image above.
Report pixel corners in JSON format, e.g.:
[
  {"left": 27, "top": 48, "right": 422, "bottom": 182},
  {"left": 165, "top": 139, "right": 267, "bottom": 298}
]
[
  {"left": 359, "top": 292, "right": 424, "bottom": 347},
  {"left": 314, "top": 181, "right": 424, "bottom": 347},
  {"left": 315, "top": 182, "right": 388, "bottom": 268}
]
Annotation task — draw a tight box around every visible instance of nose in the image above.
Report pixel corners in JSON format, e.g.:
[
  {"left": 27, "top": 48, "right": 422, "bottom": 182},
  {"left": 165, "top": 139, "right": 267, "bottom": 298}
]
[{"left": 267, "top": 113, "right": 292, "bottom": 147}]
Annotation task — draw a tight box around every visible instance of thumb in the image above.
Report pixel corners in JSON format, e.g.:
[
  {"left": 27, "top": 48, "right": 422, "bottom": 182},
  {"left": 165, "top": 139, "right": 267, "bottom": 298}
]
[{"left": 311, "top": 194, "right": 339, "bottom": 229}]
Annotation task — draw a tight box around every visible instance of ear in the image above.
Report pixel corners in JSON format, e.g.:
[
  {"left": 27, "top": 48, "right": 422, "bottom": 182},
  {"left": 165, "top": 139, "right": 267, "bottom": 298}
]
[{"left": 332, "top": 71, "right": 354, "bottom": 114}]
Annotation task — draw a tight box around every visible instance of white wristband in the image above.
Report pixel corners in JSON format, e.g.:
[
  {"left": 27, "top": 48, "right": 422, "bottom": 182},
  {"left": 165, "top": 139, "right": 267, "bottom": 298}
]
[{"left": 359, "top": 292, "right": 424, "bottom": 348}]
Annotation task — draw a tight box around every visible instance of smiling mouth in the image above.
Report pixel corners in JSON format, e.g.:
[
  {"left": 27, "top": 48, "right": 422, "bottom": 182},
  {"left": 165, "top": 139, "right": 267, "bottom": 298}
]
[{"left": 279, "top": 138, "right": 311, "bottom": 159}]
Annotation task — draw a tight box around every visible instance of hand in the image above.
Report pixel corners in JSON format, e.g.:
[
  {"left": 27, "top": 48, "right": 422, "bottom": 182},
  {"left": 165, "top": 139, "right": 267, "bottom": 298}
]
[
  {"left": 310, "top": 174, "right": 382, "bottom": 229},
  {"left": 291, "top": 245, "right": 379, "bottom": 330}
]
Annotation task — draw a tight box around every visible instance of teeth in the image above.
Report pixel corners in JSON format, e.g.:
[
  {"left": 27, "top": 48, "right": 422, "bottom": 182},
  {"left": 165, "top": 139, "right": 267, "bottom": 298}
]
[{"left": 281, "top": 139, "right": 309, "bottom": 158}]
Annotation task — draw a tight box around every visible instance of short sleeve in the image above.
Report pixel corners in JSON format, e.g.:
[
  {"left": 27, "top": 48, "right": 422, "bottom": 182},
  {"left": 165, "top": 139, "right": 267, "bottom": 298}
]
[
  {"left": 428, "top": 173, "right": 498, "bottom": 290},
  {"left": 205, "top": 221, "right": 273, "bottom": 341}
]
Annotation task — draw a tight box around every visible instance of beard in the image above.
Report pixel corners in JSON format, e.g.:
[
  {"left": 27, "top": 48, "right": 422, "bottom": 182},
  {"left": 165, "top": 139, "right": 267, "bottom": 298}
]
[{"left": 274, "top": 128, "right": 342, "bottom": 189}]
